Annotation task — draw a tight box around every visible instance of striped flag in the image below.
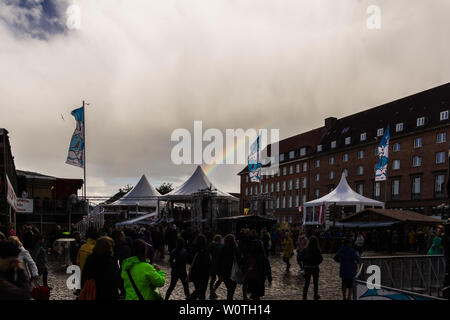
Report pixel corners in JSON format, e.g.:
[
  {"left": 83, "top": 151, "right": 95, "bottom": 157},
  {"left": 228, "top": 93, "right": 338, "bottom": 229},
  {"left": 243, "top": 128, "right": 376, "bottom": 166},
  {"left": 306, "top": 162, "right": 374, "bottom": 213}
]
[
  {"left": 66, "top": 106, "right": 85, "bottom": 168},
  {"left": 375, "top": 127, "right": 390, "bottom": 181}
]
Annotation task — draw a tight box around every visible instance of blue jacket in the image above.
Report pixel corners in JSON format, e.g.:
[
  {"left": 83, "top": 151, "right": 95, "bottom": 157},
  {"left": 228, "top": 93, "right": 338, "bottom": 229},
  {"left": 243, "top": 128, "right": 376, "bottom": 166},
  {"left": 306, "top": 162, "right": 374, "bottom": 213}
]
[{"left": 334, "top": 245, "right": 360, "bottom": 279}]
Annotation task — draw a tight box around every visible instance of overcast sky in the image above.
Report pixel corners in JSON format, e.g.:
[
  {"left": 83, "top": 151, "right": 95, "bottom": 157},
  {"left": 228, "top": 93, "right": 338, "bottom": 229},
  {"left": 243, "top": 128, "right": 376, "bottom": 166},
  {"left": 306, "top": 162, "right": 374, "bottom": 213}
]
[{"left": 1, "top": 0, "right": 450, "bottom": 199}]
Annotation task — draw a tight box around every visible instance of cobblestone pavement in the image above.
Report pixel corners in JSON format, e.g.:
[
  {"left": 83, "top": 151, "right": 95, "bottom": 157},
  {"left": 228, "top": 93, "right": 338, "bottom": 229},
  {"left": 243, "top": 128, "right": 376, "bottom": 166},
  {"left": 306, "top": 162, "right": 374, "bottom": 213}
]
[{"left": 48, "top": 252, "right": 343, "bottom": 300}]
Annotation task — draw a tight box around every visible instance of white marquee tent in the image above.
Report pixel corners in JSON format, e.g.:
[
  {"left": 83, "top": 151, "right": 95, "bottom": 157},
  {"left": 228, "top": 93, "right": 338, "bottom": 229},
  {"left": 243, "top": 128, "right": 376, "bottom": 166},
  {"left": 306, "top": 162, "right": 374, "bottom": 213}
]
[
  {"left": 303, "top": 173, "right": 385, "bottom": 225},
  {"left": 110, "top": 174, "right": 161, "bottom": 208}
]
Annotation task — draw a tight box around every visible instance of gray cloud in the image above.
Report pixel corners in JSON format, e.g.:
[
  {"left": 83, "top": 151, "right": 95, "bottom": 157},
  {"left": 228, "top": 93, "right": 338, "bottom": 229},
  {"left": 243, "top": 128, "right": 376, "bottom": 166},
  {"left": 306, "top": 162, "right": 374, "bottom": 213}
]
[{"left": 1, "top": 0, "right": 449, "bottom": 198}]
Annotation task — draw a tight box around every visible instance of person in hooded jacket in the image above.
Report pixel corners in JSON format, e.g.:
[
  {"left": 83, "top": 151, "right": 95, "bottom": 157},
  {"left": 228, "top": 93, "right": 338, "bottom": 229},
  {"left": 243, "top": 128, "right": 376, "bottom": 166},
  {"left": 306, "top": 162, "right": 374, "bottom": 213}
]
[
  {"left": 165, "top": 238, "right": 190, "bottom": 300},
  {"left": 121, "top": 239, "right": 165, "bottom": 300},
  {"left": 334, "top": 238, "right": 360, "bottom": 300},
  {"left": 302, "top": 235, "right": 323, "bottom": 300},
  {"left": 8, "top": 236, "right": 39, "bottom": 284},
  {"left": 81, "top": 236, "right": 120, "bottom": 300}
]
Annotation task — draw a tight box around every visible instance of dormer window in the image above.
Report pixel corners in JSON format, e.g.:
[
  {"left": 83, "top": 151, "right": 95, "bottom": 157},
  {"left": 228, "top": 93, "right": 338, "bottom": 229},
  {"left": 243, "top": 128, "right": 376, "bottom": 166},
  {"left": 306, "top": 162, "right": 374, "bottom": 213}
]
[
  {"left": 377, "top": 128, "right": 384, "bottom": 137},
  {"left": 396, "top": 123, "right": 403, "bottom": 132},
  {"left": 360, "top": 133, "right": 366, "bottom": 141},
  {"left": 331, "top": 141, "right": 336, "bottom": 148},
  {"left": 317, "top": 145, "right": 322, "bottom": 152},
  {"left": 417, "top": 117, "right": 425, "bottom": 127},
  {"left": 300, "top": 147, "right": 306, "bottom": 156},
  {"left": 280, "top": 153, "right": 285, "bottom": 161},
  {"left": 289, "top": 151, "right": 295, "bottom": 159},
  {"left": 345, "top": 137, "right": 351, "bottom": 145},
  {"left": 440, "top": 110, "right": 449, "bottom": 121}
]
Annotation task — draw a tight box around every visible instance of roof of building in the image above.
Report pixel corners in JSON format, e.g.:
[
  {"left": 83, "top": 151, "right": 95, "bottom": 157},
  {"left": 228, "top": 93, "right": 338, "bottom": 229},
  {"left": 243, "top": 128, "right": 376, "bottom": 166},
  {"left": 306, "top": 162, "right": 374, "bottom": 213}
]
[{"left": 340, "top": 208, "right": 444, "bottom": 224}]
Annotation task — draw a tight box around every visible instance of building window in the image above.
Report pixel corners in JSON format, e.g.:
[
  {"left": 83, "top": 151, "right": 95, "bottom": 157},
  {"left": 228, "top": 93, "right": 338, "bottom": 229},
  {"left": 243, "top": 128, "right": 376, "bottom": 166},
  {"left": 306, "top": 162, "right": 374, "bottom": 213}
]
[
  {"left": 396, "top": 123, "right": 403, "bottom": 132},
  {"left": 343, "top": 169, "right": 348, "bottom": 177},
  {"left": 295, "top": 178, "right": 300, "bottom": 189},
  {"left": 345, "top": 137, "right": 351, "bottom": 145},
  {"left": 329, "top": 156, "right": 335, "bottom": 165},
  {"left": 374, "top": 182, "right": 381, "bottom": 198},
  {"left": 331, "top": 141, "right": 337, "bottom": 148},
  {"left": 435, "top": 174, "right": 445, "bottom": 197},
  {"left": 343, "top": 154, "right": 349, "bottom": 162},
  {"left": 289, "top": 165, "right": 293, "bottom": 174},
  {"left": 315, "top": 173, "right": 320, "bottom": 182},
  {"left": 282, "top": 216, "right": 286, "bottom": 223},
  {"left": 393, "top": 160, "right": 400, "bottom": 170},
  {"left": 255, "top": 186, "right": 258, "bottom": 195},
  {"left": 393, "top": 143, "right": 400, "bottom": 152},
  {"left": 317, "top": 145, "right": 322, "bottom": 152},
  {"left": 329, "top": 171, "right": 334, "bottom": 179},
  {"left": 302, "top": 194, "right": 307, "bottom": 204},
  {"left": 356, "top": 183, "right": 364, "bottom": 195},
  {"left": 437, "top": 133, "right": 447, "bottom": 144},
  {"left": 357, "top": 166, "right": 364, "bottom": 175},
  {"left": 302, "top": 177, "right": 307, "bottom": 189},
  {"left": 360, "top": 133, "right": 367, "bottom": 141},
  {"left": 300, "top": 147, "right": 306, "bottom": 156},
  {"left": 282, "top": 196, "right": 286, "bottom": 208},
  {"left": 412, "top": 176, "right": 421, "bottom": 198},
  {"left": 391, "top": 179, "right": 400, "bottom": 198},
  {"left": 288, "top": 195, "right": 292, "bottom": 208},
  {"left": 282, "top": 181, "right": 286, "bottom": 191},
  {"left": 265, "top": 184, "right": 268, "bottom": 193},
  {"left": 276, "top": 182, "right": 280, "bottom": 192},
  {"left": 289, "top": 179, "right": 293, "bottom": 190},
  {"left": 314, "top": 189, "right": 320, "bottom": 199},
  {"left": 280, "top": 153, "right": 285, "bottom": 162},
  {"left": 413, "top": 156, "right": 422, "bottom": 167},
  {"left": 271, "top": 183, "right": 274, "bottom": 192},
  {"left": 276, "top": 197, "right": 280, "bottom": 208},
  {"left": 246, "top": 175, "right": 249, "bottom": 183},
  {"left": 414, "top": 137, "right": 423, "bottom": 148},
  {"left": 283, "top": 167, "right": 287, "bottom": 175},
  {"left": 315, "top": 160, "right": 320, "bottom": 168},
  {"left": 295, "top": 194, "right": 299, "bottom": 207},
  {"left": 296, "top": 163, "right": 300, "bottom": 173},
  {"left": 417, "top": 117, "right": 425, "bottom": 127},
  {"left": 377, "top": 128, "right": 384, "bottom": 137},
  {"left": 436, "top": 151, "right": 446, "bottom": 164},
  {"left": 250, "top": 187, "right": 253, "bottom": 195},
  {"left": 303, "top": 163, "right": 308, "bottom": 172},
  {"left": 245, "top": 187, "right": 248, "bottom": 196},
  {"left": 440, "top": 110, "right": 449, "bottom": 121},
  {"left": 289, "top": 151, "right": 295, "bottom": 159},
  {"left": 260, "top": 184, "right": 263, "bottom": 193},
  {"left": 358, "top": 150, "right": 364, "bottom": 159}
]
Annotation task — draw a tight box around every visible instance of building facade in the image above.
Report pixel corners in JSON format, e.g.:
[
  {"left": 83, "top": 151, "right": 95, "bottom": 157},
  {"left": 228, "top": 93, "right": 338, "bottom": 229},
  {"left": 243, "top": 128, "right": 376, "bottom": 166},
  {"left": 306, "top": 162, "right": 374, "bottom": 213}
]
[
  {"left": 0, "top": 129, "right": 18, "bottom": 229},
  {"left": 239, "top": 83, "right": 450, "bottom": 226}
]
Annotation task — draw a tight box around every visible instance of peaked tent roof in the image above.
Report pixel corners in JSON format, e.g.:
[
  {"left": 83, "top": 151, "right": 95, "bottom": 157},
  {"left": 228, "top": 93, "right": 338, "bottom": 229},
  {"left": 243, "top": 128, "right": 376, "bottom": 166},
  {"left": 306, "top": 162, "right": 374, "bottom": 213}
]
[
  {"left": 111, "top": 175, "right": 161, "bottom": 206},
  {"left": 166, "top": 166, "right": 238, "bottom": 201},
  {"left": 304, "top": 173, "right": 385, "bottom": 207}
]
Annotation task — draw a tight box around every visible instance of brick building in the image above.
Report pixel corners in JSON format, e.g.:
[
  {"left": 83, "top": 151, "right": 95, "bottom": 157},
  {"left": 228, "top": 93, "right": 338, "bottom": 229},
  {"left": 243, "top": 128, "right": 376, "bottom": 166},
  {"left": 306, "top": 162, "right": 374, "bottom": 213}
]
[{"left": 239, "top": 83, "right": 450, "bottom": 226}]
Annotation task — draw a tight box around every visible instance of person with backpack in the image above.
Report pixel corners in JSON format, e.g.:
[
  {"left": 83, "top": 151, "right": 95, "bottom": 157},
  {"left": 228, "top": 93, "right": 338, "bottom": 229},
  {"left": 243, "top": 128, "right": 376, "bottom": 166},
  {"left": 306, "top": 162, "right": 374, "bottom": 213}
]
[
  {"left": 80, "top": 236, "right": 120, "bottom": 300},
  {"left": 334, "top": 238, "right": 360, "bottom": 300},
  {"left": 282, "top": 231, "right": 294, "bottom": 272},
  {"left": 302, "top": 235, "right": 323, "bottom": 300},
  {"left": 0, "top": 241, "right": 32, "bottom": 300},
  {"left": 189, "top": 234, "right": 211, "bottom": 300},
  {"left": 165, "top": 238, "right": 190, "bottom": 300},
  {"left": 8, "top": 236, "right": 39, "bottom": 285},
  {"left": 208, "top": 234, "right": 223, "bottom": 300},
  {"left": 121, "top": 239, "right": 165, "bottom": 300},
  {"left": 244, "top": 238, "right": 272, "bottom": 301},
  {"left": 217, "top": 234, "right": 242, "bottom": 300}
]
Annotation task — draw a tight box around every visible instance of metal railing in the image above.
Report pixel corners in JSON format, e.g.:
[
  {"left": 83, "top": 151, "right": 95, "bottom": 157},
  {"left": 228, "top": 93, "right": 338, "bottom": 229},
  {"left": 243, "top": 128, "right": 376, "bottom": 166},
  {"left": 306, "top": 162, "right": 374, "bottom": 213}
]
[{"left": 357, "top": 255, "right": 446, "bottom": 297}]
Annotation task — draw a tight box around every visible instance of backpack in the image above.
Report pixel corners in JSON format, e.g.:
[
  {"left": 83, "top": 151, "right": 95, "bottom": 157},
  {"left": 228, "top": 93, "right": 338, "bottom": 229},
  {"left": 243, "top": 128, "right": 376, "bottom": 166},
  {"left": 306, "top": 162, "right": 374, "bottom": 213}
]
[
  {"left": 78, "top": 279, "right": 96, "bottom": 300},
  {"left": 245, "top": 257, "right": 258, "bottom": 282}
]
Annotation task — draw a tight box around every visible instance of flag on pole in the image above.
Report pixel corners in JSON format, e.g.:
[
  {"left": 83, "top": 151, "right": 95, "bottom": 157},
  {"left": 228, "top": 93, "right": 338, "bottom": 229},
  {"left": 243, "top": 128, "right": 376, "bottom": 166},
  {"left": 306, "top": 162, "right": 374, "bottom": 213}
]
[
  {"left": 375, "top": 127, "right": 390, "bottom": 181},
  {"left": 66, "top": 106, "right": 85, "bottom": 168},
  {"left": 248, "top": 135, "right": 262, "bottom": 183}
]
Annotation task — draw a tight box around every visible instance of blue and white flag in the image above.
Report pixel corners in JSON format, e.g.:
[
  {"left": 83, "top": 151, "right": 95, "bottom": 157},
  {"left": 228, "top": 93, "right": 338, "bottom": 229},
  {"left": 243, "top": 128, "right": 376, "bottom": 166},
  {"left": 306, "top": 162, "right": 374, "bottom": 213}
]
[
  {"left": 248, "top": 135, "right": 262, "bottom": 183},
  {"left": 66, "top": 106, "right": 85, "bottom": 168},
  {"left": 375, "top": 127, "right": 390, "bottom": 181}
]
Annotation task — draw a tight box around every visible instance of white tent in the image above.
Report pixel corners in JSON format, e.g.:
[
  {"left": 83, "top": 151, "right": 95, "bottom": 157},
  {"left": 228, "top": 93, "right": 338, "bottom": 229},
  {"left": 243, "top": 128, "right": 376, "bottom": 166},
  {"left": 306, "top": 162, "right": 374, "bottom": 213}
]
[
  {"left": 165, "top": 166, "right": 238, "bottom": 201},
  {"left": 111, "top": 174, "right": 161, "bottom": 207},
  {"left": 303, "top": 173, "right": 385, "bottom": 225}
]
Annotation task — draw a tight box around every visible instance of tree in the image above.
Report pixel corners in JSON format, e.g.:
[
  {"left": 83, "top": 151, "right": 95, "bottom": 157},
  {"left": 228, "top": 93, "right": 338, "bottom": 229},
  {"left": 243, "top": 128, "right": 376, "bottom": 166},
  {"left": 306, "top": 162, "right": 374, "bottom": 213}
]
[
  {"left": 157, "top": 182, "right": 173, "bottom": 195},
  {"left": 120, "top": 184, "right": 133, "bottom": 193}
]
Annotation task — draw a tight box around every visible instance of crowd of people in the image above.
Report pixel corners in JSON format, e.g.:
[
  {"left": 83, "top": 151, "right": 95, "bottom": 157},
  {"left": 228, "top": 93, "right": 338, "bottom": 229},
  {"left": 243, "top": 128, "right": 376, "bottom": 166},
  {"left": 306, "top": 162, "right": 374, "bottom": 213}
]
[{"left": 0, "top": 221, "right": 446, "bottom": 300}]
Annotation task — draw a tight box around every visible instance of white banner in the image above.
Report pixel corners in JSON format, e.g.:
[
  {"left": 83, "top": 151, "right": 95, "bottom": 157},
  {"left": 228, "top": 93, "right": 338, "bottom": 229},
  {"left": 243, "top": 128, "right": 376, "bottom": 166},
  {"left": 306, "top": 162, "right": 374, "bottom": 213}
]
[
  {"left": 16, "top": 198, "right": 34, "bottom": 213},
  {"left": 6, "top": 174, "right": 18, "bottom": 211}
]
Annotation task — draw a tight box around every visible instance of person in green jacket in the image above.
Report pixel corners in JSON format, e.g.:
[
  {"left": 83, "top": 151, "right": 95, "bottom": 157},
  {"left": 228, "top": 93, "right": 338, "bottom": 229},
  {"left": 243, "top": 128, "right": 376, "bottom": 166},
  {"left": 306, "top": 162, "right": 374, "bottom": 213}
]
[
  {"left": 427, "top": 236, "right": 443, "bottom": 255},
  {"left": 121, "top": 239, "right": 165, "bottom": 300}
]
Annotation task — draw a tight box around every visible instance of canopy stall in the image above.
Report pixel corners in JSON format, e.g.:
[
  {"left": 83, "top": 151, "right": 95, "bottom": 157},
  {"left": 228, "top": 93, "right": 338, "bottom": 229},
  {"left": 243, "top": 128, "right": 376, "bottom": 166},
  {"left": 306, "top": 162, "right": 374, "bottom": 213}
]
[{"left": 303, "top": 173, "right": 385, "bottom": 226}]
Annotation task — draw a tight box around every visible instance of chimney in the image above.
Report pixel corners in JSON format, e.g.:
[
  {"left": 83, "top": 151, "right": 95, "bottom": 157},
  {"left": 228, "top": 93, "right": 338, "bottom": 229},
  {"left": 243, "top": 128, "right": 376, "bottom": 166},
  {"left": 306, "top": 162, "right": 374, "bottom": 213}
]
[{"left": 325, "top": 117, "right": 337, "bottom": 129}]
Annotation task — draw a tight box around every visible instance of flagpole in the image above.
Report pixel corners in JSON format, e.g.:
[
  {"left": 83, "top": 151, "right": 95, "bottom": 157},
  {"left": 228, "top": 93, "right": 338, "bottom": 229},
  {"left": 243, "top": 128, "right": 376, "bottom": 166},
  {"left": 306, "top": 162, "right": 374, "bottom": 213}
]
[{"left": 83, "top": 100, "right": 87, "bottom": 216}]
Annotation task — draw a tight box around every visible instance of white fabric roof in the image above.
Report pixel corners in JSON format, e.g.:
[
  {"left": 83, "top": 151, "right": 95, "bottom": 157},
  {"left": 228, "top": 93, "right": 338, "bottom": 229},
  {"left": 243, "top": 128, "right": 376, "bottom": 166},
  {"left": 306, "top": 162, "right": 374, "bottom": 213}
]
[
  {"left": 166, "top": 166, "right": 238, "bottom": 201},
  {"left": 111, "top": 174, "right": 161, "bottom": 207},
  {"left": 304, "top": 173, "right": 385, "bottom": 207}
]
